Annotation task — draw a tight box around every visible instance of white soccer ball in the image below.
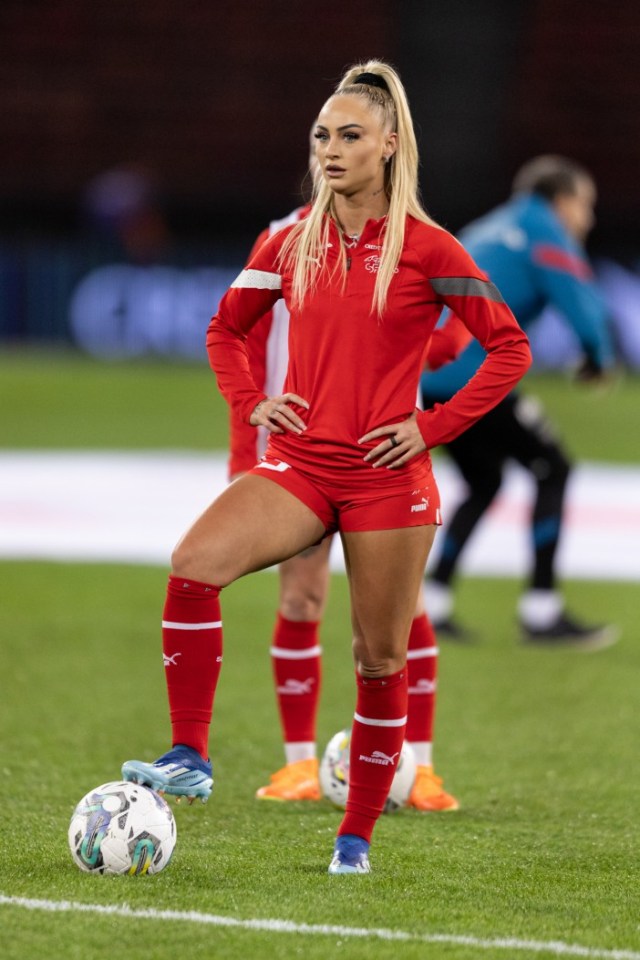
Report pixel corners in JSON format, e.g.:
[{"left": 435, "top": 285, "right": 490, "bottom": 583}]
[
  {"left": 68, "top": 780, "right": 176, "bottom": 875},
  {"left": 319, "top": 729, "right": 416, "bottom": 813}
]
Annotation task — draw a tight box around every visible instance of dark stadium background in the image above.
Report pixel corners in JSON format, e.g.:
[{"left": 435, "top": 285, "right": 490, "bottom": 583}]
[{"left": 0, "top": 0, "right": 639, "bottom": 354}]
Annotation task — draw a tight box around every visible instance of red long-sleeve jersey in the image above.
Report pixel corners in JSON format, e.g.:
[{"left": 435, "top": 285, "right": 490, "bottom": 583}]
[{"left": 208, "top": 214, "right": 531, "bottom": 483}]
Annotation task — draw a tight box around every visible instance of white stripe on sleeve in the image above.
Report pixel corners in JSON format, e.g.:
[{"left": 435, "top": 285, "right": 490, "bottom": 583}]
[{"left": 231, "top": 269, "right": 282, "bottom": 290}]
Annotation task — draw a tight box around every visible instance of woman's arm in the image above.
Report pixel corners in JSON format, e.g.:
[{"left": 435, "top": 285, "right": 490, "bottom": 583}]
[{"left": 417, "top": 233, "right": 532, "bottom": 449}]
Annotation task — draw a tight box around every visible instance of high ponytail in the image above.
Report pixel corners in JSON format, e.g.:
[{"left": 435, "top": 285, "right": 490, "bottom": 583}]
[{"left": 279, "top": 59, "right": 439, "bottom": 315}]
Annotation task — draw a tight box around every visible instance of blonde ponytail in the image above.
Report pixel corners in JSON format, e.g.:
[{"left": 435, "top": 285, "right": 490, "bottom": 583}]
[{"left": 279, "top": 59, "right": 439, "bottom": 314}]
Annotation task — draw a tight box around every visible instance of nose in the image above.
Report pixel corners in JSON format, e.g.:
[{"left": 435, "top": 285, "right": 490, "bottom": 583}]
[{"left": 325, "top": 136, "right": 340, "bottom": 159}]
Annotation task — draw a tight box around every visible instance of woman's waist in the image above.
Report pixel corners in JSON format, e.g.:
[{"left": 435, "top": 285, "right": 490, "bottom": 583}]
[{"left": 267, "top": 431, "right": 432, "bottom": 481}]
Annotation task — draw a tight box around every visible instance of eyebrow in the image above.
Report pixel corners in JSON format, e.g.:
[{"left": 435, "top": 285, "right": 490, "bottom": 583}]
[{"left": 315, "top": 123, "right": 365, "bottom": 132}]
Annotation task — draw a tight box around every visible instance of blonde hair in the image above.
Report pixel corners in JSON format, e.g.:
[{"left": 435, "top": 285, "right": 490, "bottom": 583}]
[{"left": 279, "top": 59, "right": 438, "bottom": 314}]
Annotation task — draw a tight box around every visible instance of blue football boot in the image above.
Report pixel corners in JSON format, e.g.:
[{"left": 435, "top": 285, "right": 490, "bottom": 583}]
[
  {"left": 328, "top": 834, "right": 371, "bottom": 874},
  {"left": 122, "top": 744, "right": 213, "bottom": 804}
]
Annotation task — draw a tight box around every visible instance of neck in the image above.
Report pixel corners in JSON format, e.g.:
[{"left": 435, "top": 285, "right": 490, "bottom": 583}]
[{"left": 333, "top": 190, "right": 389, "bottom": 238}]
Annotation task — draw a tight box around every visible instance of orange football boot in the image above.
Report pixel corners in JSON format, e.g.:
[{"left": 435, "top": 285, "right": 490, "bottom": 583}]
[
  {"left": 256, "top": 758, "right": 321, "bottom": 801},
  {"left": 407, "top": 765, "right": 460, "bottom": 812}
]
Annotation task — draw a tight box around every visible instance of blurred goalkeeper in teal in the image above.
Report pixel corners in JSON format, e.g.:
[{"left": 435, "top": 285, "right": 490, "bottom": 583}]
[{"left": 423, "top": 155, "right": 617, "bottom": 648}]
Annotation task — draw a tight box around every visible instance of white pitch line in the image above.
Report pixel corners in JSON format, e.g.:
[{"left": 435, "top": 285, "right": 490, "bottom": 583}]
[{"left": 1, "top": 895, "right": 639, "bottom": 959}]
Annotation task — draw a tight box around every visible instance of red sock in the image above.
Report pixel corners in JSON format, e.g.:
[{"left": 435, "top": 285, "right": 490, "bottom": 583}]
[
  {"left": 338, "top": 668, "right": 408, "bottom": 843},
  {"left": 162, "top": 575, "right": 223, "bottom": 760},
  {"left": 405, "top": 614, "right": 438, "bottom": 758},
  {"left": 271, "top": 615, "right": 321, "bottom": 755}
]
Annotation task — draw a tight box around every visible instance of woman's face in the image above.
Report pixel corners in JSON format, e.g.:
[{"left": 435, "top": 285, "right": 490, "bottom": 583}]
[{"left": 314, "top": 94, "right": 396, "bottom": 199}]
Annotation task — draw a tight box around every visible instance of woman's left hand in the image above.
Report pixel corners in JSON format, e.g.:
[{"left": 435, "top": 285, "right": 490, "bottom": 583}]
[{"left": 358, "top": 412, "right": 427, "bottom": 469}]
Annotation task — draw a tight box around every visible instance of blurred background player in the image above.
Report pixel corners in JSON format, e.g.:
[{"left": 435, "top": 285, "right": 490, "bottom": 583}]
[
  {"left": 422, "top": 155, "right": 618, "bottom": 649},
  {"left": 229, "top": 198, "right": 459, "bottom": 812}
]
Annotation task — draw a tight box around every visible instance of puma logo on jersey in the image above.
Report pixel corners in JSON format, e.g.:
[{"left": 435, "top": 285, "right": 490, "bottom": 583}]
[{"left": 411, "top": 497, "right": 430, "bottom": 513}]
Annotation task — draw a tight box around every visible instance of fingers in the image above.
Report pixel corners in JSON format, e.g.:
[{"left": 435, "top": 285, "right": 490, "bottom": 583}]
[
  {"left": 269, "top": 400, "right": 307, "bottom": 434},
  {"left": 359, "top": 417, "right": 426, "bottom": 469},
  {"left": 360, "top": 426, "right": 403, "bottom": 467},
  {"left": 250, "top": 394, "right": 309, "bottom": 434},
  {"left": 283, "top": 393, "right": 310, "bottom": 410},
  {"left": 358, "top": 425, "right": 393, "bottom": 444},
  {"left": 364, "top": 435, "right": 410, "bottom": 468}
]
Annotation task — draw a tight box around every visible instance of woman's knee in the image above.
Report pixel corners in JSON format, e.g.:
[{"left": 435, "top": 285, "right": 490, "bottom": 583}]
[
  {"left": 351, "top": 636, "right": 406, "bottom": 678},
  {"left": 280, "top": 590, "right": 324, "bottom": 621},
  {"left": 278, "top": 545, "right": 331, "bottom": 621},
  {"left": 170, "top": 535, "right": 230, "bottom": 587},
  {"left": 170, "top": 539, "right": 203, "bottom": 582},
  {"left": 279, "top": 573, "right": 328, "bottom": 621}
]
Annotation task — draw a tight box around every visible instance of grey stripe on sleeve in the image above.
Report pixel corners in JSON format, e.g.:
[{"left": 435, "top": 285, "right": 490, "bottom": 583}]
[{"left": 430, "top": 277, "right": 504, "bottom": 303}]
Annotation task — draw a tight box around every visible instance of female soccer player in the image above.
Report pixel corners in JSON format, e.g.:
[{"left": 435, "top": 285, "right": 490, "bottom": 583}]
[
  {"left": 232, "top": 204, "right": 459, "bottom": 813},
  {"left": 122, "top": 59, "right": 531, "bottom": 874}
]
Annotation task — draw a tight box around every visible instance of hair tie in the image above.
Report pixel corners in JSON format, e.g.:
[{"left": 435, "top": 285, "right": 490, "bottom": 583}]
[{"left": 352, "top": 72, "right": 390, "bottom": 93}]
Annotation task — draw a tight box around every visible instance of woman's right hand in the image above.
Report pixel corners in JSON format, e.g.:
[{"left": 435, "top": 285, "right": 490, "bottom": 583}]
[{"left": 250, "top": 393, "right": 309, "bottom": 435}]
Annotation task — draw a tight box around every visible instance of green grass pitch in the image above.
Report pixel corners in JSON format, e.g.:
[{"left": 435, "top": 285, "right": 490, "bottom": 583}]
[
  {"left": 0, "top": 351, "right": 639, "bottom": 958},
  {"left": 1, "top": 565, "right": 639, "bottom": 959}
]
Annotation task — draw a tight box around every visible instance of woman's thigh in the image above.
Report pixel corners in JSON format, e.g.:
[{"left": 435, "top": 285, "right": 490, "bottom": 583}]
[{"left": 171, "top": 474, "right": 327, "bottom": 586}]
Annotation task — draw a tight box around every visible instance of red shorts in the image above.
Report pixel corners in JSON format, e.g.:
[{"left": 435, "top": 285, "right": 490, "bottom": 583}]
[{"left": 249, "top": 454, "right": 442, "bottom": 534}]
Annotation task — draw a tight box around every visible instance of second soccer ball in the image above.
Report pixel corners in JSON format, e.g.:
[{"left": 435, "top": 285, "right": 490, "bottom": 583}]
[{"left": 319, "top": 729, "right": 416, "bottom": 813}]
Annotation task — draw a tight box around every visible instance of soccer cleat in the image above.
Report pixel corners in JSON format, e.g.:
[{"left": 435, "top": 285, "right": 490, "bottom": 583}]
[
  {"left": 122, "top": 744, "right": 213, "bottom": 802},
  {"left": 328, "top": 834, "right": 371, "bottom": 874},
  {"left": 255, "top": 758, "right": 321, "bottom": 801},
  {"left": 520, "top": 613, "right": 619, "bottom": 651},
  {"left": 407, "top": 765, "right": 460, "bottom": 812}
]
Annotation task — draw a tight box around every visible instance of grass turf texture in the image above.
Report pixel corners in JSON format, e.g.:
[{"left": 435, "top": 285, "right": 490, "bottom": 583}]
[{"left": 1, "top": 563, "right": 639, "bottom": 960}]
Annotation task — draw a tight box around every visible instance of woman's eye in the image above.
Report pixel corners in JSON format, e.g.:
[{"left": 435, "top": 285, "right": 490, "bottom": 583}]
[
  {"left": 343, "top": 132, "right": 359, "bottom": 142},
  {"left": 313, "top": 131, "right": 327, "bottom": 141}
]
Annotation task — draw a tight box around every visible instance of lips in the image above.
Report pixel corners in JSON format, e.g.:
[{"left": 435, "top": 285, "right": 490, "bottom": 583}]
[{"left": 326, "top": 165, "right": 346, "bottom": 176}]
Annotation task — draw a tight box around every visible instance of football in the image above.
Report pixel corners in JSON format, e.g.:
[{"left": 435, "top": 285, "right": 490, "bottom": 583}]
[
  {"left": 68, "top": 780, "right": 176, "bottom": 875},
  {"left": 319, "top": 729, "right": 417, "bottom": 813}
]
